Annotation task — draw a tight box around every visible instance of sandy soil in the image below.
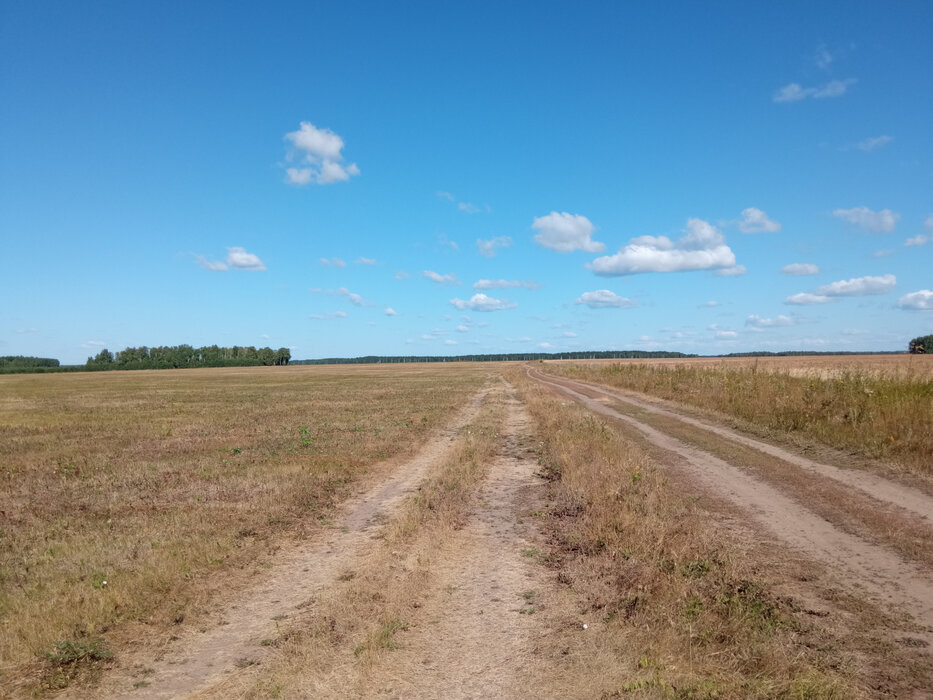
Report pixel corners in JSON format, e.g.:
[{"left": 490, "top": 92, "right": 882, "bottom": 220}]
[
  {"left": 81, "top": 387, "right": 493, "bottom": 699},
  {"left": 348, "top": 384, "right": 555, "bottom": 698},
  {"left": 527, "top": 367, "right": 933, "bottom": 640}
]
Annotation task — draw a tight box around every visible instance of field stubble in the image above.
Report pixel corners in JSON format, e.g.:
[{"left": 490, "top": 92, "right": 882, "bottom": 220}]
[{"left": 0, "top": 364, "right": 489, "bottom": 691}]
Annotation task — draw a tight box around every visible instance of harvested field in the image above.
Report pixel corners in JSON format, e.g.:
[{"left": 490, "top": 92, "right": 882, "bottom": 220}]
[{"left": 2, "top": 360, "right": 932, "bottom": 697}]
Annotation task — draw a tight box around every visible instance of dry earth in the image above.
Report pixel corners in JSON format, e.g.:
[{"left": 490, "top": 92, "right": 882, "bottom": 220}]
[
  {"left": 526, "top": 367, "right": 933, "bottom": 643},
  {"left": 41, "top": 365, "right": 933, "bottom": 698}
]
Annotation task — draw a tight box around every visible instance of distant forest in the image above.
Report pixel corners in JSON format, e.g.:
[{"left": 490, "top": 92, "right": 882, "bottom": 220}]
[
  {"left": 292, "top": 350, "right": 695, "bottom": 364},
  {"left": 84, "top": 345, "right": 292, "bottom": 370}
]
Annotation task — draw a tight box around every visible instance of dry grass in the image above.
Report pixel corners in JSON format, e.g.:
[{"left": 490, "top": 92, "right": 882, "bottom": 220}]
[
  {"left": 508, "top": 368, "right": 860, "bottom": 699},
  {"left": 545, "top": 358, "right": 933, "bottom": 474},
  {"left": 0, "top": 364, "right": 490, "bottom": 690},
  {"left": 212, "top": 381, "right": 508, "bottom": 698}
]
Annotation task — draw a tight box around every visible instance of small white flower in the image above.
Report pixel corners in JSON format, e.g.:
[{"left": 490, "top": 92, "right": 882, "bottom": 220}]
[{"left": 582, "top": 623, "right": 588, "bottom": 630}]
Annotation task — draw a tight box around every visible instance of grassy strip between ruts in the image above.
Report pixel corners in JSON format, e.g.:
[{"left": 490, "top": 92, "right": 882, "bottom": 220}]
[
  {"left": 0, "top": 364, "right": 490, "bottom": 692},
  {"left": 543, "top": 360, "right": 933, "bottom": 475},
  {"left": 509, "top": 367, "right": 860, "bottom": 699},
  {"left": 205, "top": 380, "right": 508, "bottom": 698}
]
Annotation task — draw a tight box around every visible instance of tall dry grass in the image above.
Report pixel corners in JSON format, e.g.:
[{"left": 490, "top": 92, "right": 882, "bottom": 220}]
[
  {"left": 509, "top": 368, "right": 858, "bottom": 698},
  {"left": 0, "top": 364, "right": 489, "bottom": 689},
  {"left": 547, "top": 361, "right": 933, "bottom": 474}
]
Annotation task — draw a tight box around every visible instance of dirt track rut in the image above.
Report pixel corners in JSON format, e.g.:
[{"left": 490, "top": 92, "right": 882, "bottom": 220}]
[
  {"left": 527, "top": 367, "right": 933, "bottom": 637},
  {"left": 87, "top": 387, "right": 492, "bottom": 699}
]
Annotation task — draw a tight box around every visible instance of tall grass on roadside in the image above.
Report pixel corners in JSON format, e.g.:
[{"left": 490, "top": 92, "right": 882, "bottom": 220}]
[
  {"left": 548, "top": 362, "right": 933, "bottom": 474},
  {"left": 0, "top": 365, "right": 489, "bottom": 691},
  {"left": 511, "top": 369, "right": 856, "bottom": 698}
]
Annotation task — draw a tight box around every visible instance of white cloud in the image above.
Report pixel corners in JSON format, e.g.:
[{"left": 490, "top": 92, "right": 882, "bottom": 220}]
[
  {"left": 473, "top": 279, "right": 542, "bottom": 290},
  {"left": 785, "top": 293, "right": 832, "bottom": 305},
  {"left": 590, "top": 218, "right": 736, "bottom": 275},
  {"left": 226, "top": 247, "right": 266, "bottom": 271},
  {"left": 738, "top": 207, "right": 781, "bottom": 234},
  {"left": 898, "top": 290, "right": 933, "bottom": 310},
  {"left": 82, "top": 340, "right": 108, "bottom": 348},
  {"left": 196, "top": 255, "right": 228, "bottom": 271},
  {"left": 781, "top": 263, "right": 820, "bottom": 276},
  {"left": 320, "top": 257, "right": 346, "bottom": 267},
  {"left": 575, "top": 290, "right": 636, "bottom": 309},
  {"left": 746, "top": 314, "right": 795, "bottom": 329},
  {"left": 456, "top": 325, "right": 469, "bottom": 332},
  {"left": 701, "top": 301, "right": 719, "bottom": 307},
  {"left": 334, "top": 287, "right": 364, "bottom": 305},
  {"left": 715, "top": 330, "right": 738, "bottom": 339},
  {"left": 437, "top": 191, "right": 455, "bottom": 201},
  {"left": 814, "top": 45, "right": 834, "bottom": 70},
  {"left": 873, "top": 250, "right": 893, "bottom": 258},
  {"left": 715, "top": 265, "right": 747, "bottom": 277},
  {"left": 384, "top": 307, "right": 398, "bottom": 316},
  {"left": 424, "top": 270, "right": 460, "bottom": 285},
  {"left": 905, "top": 235, "right": 930, "bottom": 247},
  {"left": 563, "top": 331, "right": 578, "bottom": 337},
  {"left": 833, "top": 206, "right": 899, "bottom": 233},
  {"left": 847, "top": 135, "right": 893, "bottom": 152},
  {"left": 444, "top": 339, "right": 457, "bottom": 345},
  {"left": 283, "top": 121, "right": 359, "bottom": 186},
  {"left": 449, "top": 293, "right": 517, "bottom": 312},
  {"left": 476, "top": 236, "right": 512, "bottom": 258},
  {"left": 773, "top": 79, "right": 856, "bottom": 103},
  {"left": 816, "top": 274, "right": 896, "bottom": 296},
  {"left": 394, "top": 271, "right": 409, "bottom": 280},
  {"left": 539, "top": 342, "right": 552, "bottom": 349},
  {"left": 533, "top": 212, "right": 605, "bottom": 253},
  {"left": 927, "top": 216, "right": 933, "bottom": 232},
  {"left": 285, "top": 168, "right": 312, "bottom": 185},
  {"left": 355, "top": 257, "right": 377, "bottom": 265},
  {"left": 458, "top": 202, "right": 481, "bottom": 214},
  {"left": 309, "top": 311, "right": 347, "bottom": 320}
]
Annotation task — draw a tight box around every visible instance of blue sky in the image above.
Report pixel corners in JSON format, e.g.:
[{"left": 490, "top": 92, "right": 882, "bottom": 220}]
[{"left": 1, "top": 1, "right": 931, "bottom": 363}]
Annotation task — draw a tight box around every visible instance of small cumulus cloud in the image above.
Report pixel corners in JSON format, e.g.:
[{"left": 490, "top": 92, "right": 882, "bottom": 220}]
[
  {"left": 715, "top": 330, "right": 738, "bottom": 339},
  {"left": 320, "top": 257, "right": 347, "bottom": 267},
  {"left": 449, "top": 293, "right": 517, "bottom": 312},
  {"left": 773, "top": 79, "right": 856, "bottom": 103},
  {"left": 476, "top": 236, "right": 512, "bottom": 258},
  {"left": 746, "top": 314, "right": 796, "bottom": 329},
  {"left": 575, "top": 290, "right": 636, "bottom": 309},
  {"left": 384, "top": 307, "right": 398, "bottom": 316},
  {"left": 563, "top": 331, "right": 578, "bottom": 337},
  {"left": 841, "top": 135, "right": 893, "bottom": 152},
  {"left": 424, "top": 270, "right": 461, "bottom": 285},
  {"left": 701, "top": 301, "right": 719, "bottom": 307},
  {"left": 833, "top": 206, "right": 899, "bottom": 233},
  {"left": 781, "top": 263, "right": 820, "bottom": 276},
  {"left": 354, "top": 257, "right": 377, "bottom": 265},
  {"left": 309, "top": 311, "right": 347, "bottom": 320},
  {"left": 473, "top": 279, "right": 542, "bottom": 290},
  {"left": 816, "top": 274, "right": 896, "bottom": 296},
  {"left": 456, "top": 325, "right": 469, "bottom": 332},
  {"left": 533, "top": 212, "right": 605, "bottom": 253},
  {"left": 284, "top": 122, "right": 359, "bottom": 186},
  {"left": 715, "top": 265, "right": 747, "bottom": 277},
  {"left": 444, "top": 339, "right": 458, "bottom": 345},
  {"left": 539, "top": 342, "right": 552, "bottom": 349},
  {"left": 737, "top": 207, "right": 781, "bottom": 234},
  {"left": 590, "top": 219, "right": 737, "bottom": 276},
  {"left": 898, "top": 290, "right": 933, "bottom": 310},
  {"left": 394, "top": 271, "right": 409, "bottom": 280},
  {"left": 785, "top": 293, "right": 832, "bottom": 305},
  {"left": 872, "top": 250, "right": 894, "bottom": 258}
]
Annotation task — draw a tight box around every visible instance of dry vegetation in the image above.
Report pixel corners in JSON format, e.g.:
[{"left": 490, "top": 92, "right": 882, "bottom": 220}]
[
  {"left": 209, "top": 381, "right": 508, "bottom": 698},
  {"left": 546, "top": 355, "right": 933, "bottom": 474},
  {"left": 0, "top": 364, "right": 489, "bottom": 691},
  {"left": 508, "top": 368, "right": 864, "bottom": 698}
]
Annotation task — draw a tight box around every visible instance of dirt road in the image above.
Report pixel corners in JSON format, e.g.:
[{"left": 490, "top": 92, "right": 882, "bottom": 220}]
[{"left": 526, "top": 367, "right": 933, "bottom": 640}]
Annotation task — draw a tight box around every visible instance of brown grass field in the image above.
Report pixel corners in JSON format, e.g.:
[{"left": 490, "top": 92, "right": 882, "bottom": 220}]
[{"left": 1, "top": 356, "right": 931, "bottom": 697}]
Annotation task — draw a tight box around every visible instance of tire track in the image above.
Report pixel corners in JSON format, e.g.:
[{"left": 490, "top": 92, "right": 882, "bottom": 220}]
[
  {"left": 84, "top": 386, "right": 493, "bottom": 700},
  {"left": 527, "top": 368, "right": 933, "bottom": 635}
]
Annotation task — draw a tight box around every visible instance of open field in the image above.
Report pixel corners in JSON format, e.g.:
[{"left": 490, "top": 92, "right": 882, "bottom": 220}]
[
  {"left": 0, "top": 364, "right": 491, "bottom": 691},
  {"left": 545, "top": 355, "right": 933, "bottom": 474},
  {"left": 2, "top": 359, "right": 932, "bottom": 697}
]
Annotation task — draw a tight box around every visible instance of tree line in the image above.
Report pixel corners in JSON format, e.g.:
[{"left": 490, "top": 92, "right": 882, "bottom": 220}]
[
  {"left": 291, "top": 350, "right": 696, "bottom": 365},
  {"left": 86, "top": 344, "right": 291, "bottom": 369},
  {"left": 909, "top": 334, "right": 933, "bottom": 354}
]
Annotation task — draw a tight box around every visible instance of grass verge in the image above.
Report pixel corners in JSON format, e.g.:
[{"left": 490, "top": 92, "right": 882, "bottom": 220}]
[
  {"left": 545, "top": 361, "right": 933, "bottom": 474},
  {"left": 511, "top": 367, "right": 861, "bottom": 698}
]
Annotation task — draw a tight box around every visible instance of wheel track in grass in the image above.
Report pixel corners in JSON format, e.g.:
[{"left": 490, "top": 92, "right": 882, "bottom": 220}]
[
  {"left": 527, "top": 367, "right": 933, "bottom": 639},
  {"left": 81, "top": 385, "right": 494, "bottom": 700}
]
